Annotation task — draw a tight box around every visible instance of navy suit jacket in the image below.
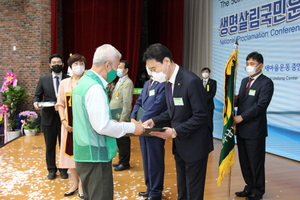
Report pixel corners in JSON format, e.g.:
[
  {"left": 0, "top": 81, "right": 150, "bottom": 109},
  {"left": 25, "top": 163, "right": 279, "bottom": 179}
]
[
  {"left": 33, "top": 73, "right": 69, "bottom": 126},
  {"left": 131, "top": 79, "right": 168, "bottom": 128},
  {"left": 236, "top": 74, "right": 274, "bottom": 139},
  {"left": 203, "top": 78, "right": 217, "bottom": 110},
  {"left": 152, "top": 67, "right": 214, "bottom": 162}
]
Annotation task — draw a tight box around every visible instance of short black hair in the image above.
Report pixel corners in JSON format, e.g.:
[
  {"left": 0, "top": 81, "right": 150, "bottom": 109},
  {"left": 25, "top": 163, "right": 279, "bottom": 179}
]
[
  {"left": 201, "top": 67, "right": 211, "bottom": 73},
  {"left": 49, "top": 54, "right": 63, "bottom": 63},
  {"left": 120, "top": 60, "right": 131, "bottom": 70},
  {"left": 246, "top": 52, "right": 264, "bottom": 64},
  {"left": 143, "top": 43, "right": 173, "bottom": 63}
]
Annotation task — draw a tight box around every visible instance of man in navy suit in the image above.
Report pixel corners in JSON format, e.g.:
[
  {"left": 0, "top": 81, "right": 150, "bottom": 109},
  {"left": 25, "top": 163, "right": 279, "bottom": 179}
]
[
  {"left": 234, "top": 52, "right": 274, "bottom": 200},
  {"left": 143, "top": 43, "right": 214, "bottom": 200},
  {"left": 33, "top": 54, "right": 69, "bottom": 180},
  {"left": 201, "top": 67, "right": 217, "bottom": 134},
  {"left": 131, "top": 70, "right": 168, "bottom": 200}
]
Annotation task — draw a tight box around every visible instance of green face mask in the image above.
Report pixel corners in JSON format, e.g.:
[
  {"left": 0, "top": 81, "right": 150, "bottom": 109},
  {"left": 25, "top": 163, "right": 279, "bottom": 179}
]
[{"left": 106, "top": 65, "right": 117, "bottom": 82}]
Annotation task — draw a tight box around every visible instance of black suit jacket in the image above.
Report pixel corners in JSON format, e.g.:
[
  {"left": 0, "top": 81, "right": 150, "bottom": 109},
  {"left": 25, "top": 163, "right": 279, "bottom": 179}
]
[
  {"left": 203, "top": 78, "right": 217, "bottom": 110},
  {"left": 236, "top": 74, "right": 274, "bottom": 139},
  {"left": 33, "top": 73, "right": 69, "bottom": 126},
  {"left": 153, "top": 67, "right": 214, "bottom": 162}
]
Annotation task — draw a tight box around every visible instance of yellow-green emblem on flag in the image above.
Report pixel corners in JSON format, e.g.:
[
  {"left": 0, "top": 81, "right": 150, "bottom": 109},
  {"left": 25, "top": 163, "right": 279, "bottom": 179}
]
[{"left": 217, "top": 46, "right": 238, "bottom": 186}]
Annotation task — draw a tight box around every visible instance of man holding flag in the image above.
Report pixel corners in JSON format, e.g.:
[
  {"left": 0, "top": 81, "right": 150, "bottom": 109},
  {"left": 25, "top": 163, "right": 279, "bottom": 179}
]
[{"left": 234, "top": 52, "right": 274, "bottom": 200}]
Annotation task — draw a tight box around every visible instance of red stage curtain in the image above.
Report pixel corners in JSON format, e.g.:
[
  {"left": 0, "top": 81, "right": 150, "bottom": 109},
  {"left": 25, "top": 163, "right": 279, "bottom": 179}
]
[
  {"left": 51, "top": 0, "right": 58, "bottom": 54},
  {"left": 147, "top": 0, "right": 184, "bottom": 66},
  {"left": 61, "top": 0, "right": 142, "bottom": 84}
]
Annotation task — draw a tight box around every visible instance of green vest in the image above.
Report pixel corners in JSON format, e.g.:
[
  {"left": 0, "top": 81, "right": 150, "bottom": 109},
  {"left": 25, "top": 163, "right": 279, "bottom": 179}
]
[{"left": 72, "top": 70, "right": 117, "bottom": 162}]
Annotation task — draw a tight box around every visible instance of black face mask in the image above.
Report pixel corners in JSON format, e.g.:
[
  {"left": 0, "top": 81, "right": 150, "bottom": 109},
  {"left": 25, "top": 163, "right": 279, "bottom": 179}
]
[{"left": 52, "top": 65, "right": 63, "bottom": 73}]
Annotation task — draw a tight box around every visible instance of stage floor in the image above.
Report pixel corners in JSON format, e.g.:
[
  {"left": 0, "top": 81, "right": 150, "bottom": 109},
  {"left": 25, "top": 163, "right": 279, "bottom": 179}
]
[{"left": 0, "top": 133, "right": 299, "bottom": 199}]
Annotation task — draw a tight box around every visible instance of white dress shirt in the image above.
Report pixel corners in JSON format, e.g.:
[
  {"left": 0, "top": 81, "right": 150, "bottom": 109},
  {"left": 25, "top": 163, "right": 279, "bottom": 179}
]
[
  {"left": 168, "top": 64, "right": 180, "bottom": 93},
  {"left": 248, "top": 72, "right": 262, "bottom": 87},
  {"left": 85, "top": 70, "right": 135, "bottom": 138}
]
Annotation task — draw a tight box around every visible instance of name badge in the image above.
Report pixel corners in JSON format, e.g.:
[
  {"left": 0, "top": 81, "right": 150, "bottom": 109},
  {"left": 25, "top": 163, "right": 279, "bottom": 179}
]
[
  {"left": 173, "top": 97, "right": 184, "bottom": 106},
  {"left": 149, "top": 89, "right": 155, "bottom": 96},
  {"left": 206, "top": 85, "right": 210, "bottom": 92},
  {"left": 249, "top": 89, "right": 256, "bottom": 96}
]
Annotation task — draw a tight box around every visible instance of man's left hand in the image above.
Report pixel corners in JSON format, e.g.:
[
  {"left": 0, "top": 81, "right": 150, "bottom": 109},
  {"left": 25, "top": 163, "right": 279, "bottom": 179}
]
[
  {"left": 234, "top": 115, "right": 243, "bottom": 124},
  {"left": 150, "top": 127, "right": 172, "bottom": 140}
]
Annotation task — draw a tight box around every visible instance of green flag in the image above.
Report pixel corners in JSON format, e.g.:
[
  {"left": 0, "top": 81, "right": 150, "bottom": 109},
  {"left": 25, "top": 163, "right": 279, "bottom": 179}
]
[{"left": 217, "top": 47, "right": 238, "bottom": 186}]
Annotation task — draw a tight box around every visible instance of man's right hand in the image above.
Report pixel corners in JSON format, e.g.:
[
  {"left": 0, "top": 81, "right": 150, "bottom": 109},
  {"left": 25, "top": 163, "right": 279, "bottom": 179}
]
[
  {"left": 132, "top": 123, "right": 145, "bottom": 136},
  {"left": 33, "top": 102, "right": 43, "bottom": 110},
  {"left": 143, "top": 119, "right": 155, "bottom": 128}
]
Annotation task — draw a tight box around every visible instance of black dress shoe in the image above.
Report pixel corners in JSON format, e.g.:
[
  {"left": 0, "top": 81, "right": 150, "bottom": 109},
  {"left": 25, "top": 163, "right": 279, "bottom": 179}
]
[
  {"left": 64, "top": 188, "right": 78, "bottom": 197},
  {"left": 246, "top": 193, "right": 262, "bottom": 200},
  {"left": 235, "top": 190, "right": 251, "bottom": 197},
  {"left": 114, "top": 164, "right": 130, "bottom": 171},
  {"left": 60, "top": 171, "right": 69, "bottom": 179},
  {"left": 112, "top": 162, "right": 121, "bottom": 167},
  {"left": 145, "top": 197, "right": 161, "bottom": 200},
  {"left": 138, "top": 191, "right": 149, "bottom": 197},
  {"left": 47, "top": 171, "right": 56, "bottom": 180}
]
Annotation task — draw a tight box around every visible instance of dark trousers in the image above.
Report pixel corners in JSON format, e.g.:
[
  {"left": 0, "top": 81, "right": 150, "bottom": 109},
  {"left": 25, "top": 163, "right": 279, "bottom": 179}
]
[
  {"left": 175, "top": 153, "right": 209, "bottom": 200},
  {"left": 140, "top": 136, "right": 165, "bottom": 197},
  {"left": 237, "top": 135, "right": 266, "bottom": 196},
  {"left": 116, "top": 136, "right": 131, "bottom": 165},
  {"left": 207, "top": 108, "right": 214, "bottom": 134},
  {"left": 76, "top": 161, "right": 113, "bottom": 200},
  {"left": 42, "top": 113, "right": 62, "bottom": 172}
]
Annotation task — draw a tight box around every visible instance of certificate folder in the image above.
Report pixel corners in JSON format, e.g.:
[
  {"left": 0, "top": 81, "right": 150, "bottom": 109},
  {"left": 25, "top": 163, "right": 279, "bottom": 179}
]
[
  {"left": 136, "top": 107, "right": 145, "bottom": 121},
  {"left": 125, "top": 128, "right": 166, "bottom": 137},
  {"left": 111, "top": 108, "right": 123, "bottom": 121}
]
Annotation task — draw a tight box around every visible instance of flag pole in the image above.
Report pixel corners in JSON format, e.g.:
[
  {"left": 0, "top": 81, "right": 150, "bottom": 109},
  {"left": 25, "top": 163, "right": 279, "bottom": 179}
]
[
  {"left": 227, "top": 38, "right": 239, "bottom": 200},
  {"left": 228, "top": 170, "right": 231, "bottom": 200},
  {"left": 233, "top": 38, "right": 239, "bottom": 95}
]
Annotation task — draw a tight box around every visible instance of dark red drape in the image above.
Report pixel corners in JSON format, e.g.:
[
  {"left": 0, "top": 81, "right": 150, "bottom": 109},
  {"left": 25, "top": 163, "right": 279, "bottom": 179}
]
[
  {"left": 51, "top": 0, "right": 58, "bottom": 54},
  {"left": 147, "top": 0, "right": 184, "bottom": 66},
  {"left": 61, "top": 0, "right": 142, "bottom": 84}
]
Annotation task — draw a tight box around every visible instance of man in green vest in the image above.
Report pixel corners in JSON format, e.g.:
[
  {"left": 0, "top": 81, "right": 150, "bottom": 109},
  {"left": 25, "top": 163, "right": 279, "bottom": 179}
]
[{"left": 72, "top": 44, "right": 145, "bottom": 200}]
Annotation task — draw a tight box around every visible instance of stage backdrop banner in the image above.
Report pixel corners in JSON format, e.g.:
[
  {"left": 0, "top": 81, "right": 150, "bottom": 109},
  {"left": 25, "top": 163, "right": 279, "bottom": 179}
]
[{"left": 212, "top": 0, "right": 300, "bottom": 161}]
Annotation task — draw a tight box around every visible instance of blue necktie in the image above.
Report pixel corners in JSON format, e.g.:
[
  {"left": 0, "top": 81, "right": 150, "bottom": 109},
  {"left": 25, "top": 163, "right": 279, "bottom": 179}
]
[
  {"left": 55, "top": 76, "right": 60, "bottom": 92},
  {"left": 168, "top": 82, "right": 173, "bottom": 107}
]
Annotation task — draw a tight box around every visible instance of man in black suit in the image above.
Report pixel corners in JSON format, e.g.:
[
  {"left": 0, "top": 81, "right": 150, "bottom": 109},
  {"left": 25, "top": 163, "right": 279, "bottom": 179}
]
[
  {"left": 143, "top": 43, "right": 214, "bottom": 200},
  {"left": 33, "top": 54, "right": 69, "bottom": 180},
  {"left": 201, "top": 67, "right": 217, "bottom": 134},
  {"left": 234, "top": 52, "right": 274, "bottom": 200}
]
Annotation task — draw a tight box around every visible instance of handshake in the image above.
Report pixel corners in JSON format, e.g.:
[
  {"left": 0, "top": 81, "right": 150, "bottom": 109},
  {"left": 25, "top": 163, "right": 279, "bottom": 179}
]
[
  {"left": 130, "top": 118, "right": 156, "bottom": 136},
  {"left": 130, "top": 119, "right": 173, "bottom": 140}
]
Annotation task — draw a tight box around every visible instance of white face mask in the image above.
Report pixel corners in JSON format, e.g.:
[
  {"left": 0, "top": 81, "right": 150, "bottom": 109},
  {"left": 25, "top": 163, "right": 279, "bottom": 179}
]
[
  {"left": 72, "top": 65, "right": 85, "bottom": 75},
  {"left": 246, "top": 64, "right": 260, "bottom": 76},
  {"left": 146, "top": 67, "right": 152, "bottom": 76},
  {"left": 202, "top": 72, "right": 209, "bottom": 79},
  {"left": 67, "top": 66, "right": 73, "bottom": 76},
  {"left": 117, "top": 69, "right": 124, "bottom": 78},
  {"left": 152, "top": 71, "right": 166, "bottom": 83}
]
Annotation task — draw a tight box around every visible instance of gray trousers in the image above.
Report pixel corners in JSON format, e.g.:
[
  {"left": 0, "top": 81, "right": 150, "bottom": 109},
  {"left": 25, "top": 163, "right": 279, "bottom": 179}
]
[{"left": 76, "top": 161, "right": 113, "bottom": 200}]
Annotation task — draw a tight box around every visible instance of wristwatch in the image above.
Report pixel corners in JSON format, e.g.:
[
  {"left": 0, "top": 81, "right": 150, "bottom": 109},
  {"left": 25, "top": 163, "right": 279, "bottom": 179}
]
[{"left": 171, "top": 128, "right": 177, "bottom": 138}]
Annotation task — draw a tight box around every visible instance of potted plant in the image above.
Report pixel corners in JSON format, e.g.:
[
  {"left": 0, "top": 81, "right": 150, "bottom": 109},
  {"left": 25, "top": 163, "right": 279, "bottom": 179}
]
[
  {"left": 0, "top": 104, "right": 9, "bottom": 140},
  {"left": 19, "top": 111, "right": 40, "bottom": 136},
  {"left": 0, "top": 71, "right": 29, "bottom": 132}
]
